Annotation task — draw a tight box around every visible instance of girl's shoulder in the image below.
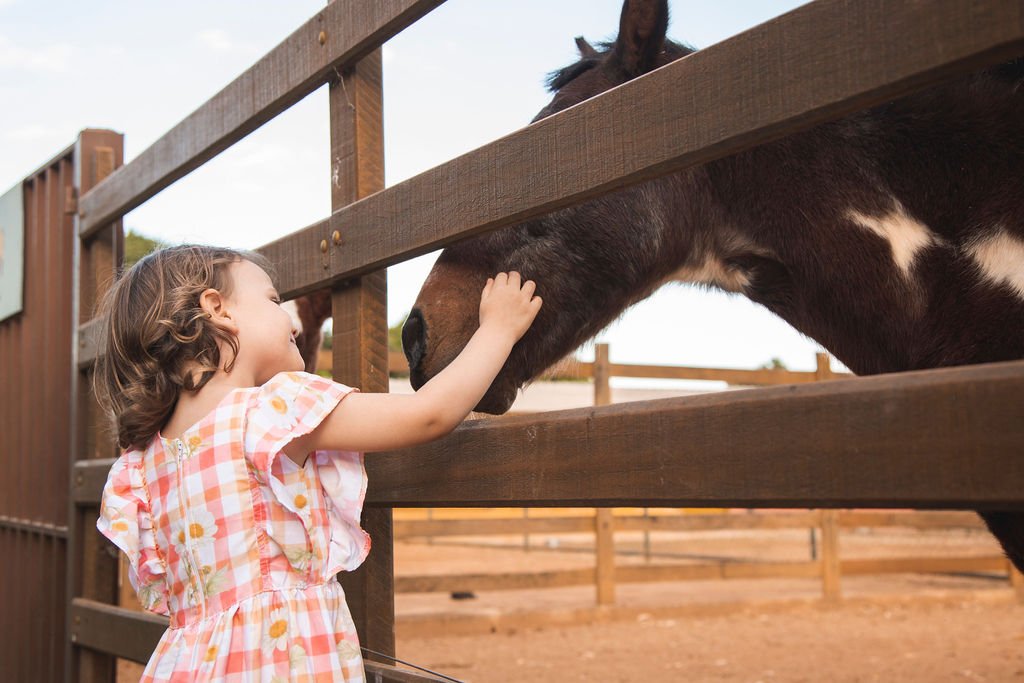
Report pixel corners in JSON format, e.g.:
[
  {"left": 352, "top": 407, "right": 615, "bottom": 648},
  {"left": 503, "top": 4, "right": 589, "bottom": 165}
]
[
  {"left": 245, "top": 372, "right": 358, "bottom": 455},
  {"left": 258, "top": 371, "right": 348, "bottom": 392},
  {"left": 252, "top": 372, "right": 356, "bottom": 410}
]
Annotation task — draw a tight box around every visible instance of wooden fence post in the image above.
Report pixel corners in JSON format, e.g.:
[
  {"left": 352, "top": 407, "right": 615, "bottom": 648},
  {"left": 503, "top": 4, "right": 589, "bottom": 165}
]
[
  {"left": 327, "top": 48, "right": 395, "bottom": 663},
  {"left": 820, "top": 509, "right": 841, "bottom": 603},
  {"left": 1009, "top": 562, "right": 1024, "bottom": 603},
  {"left": 815, "top": 352, "right": 833, "bottom": 380},
  {"left": 593, "top": 343, "right": 615, "bottom": 605},
  {"left": 523, "top": 508, "right": 530, "bottom": 552},
  {"left": 68, "top": 129, "right": 124, "bottom": 683},
  {"left": 814, "top": 354, "right": 842, "bottom": 604}
]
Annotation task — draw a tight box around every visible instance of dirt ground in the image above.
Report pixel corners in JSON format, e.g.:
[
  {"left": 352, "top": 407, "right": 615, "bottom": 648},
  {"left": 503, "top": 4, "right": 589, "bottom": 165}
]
[
  {"left": 398, "top": 598, "right": 1024, "bottom": 683},
  {"left": 391, "top": 527, "right": 1023, "bottom": 683},
  {"left": 119, "top": 526, "right": 1024, "bottom": 682}
]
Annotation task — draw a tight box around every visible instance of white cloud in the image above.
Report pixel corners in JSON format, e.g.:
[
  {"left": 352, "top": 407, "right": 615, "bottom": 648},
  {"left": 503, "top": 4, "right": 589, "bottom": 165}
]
[
  {"left": 0, "top": 35, "right": 72, "bottom": 72},
  {"left": 197, "top": 29, "right": 233, "bottom": 52}
]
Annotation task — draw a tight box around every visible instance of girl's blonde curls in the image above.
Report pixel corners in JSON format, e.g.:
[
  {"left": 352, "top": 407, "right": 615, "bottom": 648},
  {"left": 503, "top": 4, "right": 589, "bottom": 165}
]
[{"left": 93, "top": 244, "right": 275, "bottom": 451}]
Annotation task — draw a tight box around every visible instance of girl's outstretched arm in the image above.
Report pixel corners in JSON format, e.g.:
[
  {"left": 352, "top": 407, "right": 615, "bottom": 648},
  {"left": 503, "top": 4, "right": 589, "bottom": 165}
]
[{"left": 284, "top": 272, "right": 541, "bottom": 460}]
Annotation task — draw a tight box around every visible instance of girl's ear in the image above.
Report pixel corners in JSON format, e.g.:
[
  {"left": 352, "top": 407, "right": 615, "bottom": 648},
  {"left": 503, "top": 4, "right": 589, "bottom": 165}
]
[{"left": 199, "top": 288, "right": 239, "bottom": 333}]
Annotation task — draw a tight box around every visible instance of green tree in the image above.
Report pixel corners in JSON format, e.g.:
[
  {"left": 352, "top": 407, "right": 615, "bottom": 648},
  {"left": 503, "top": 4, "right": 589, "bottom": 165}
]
[
  {"left": 759, "top": 357, "right": 788, "bottom": 370},
  {"left": 124, "top": 230, "right": 168, "bottom": 266},
  {"left": 388, "top": 313, "right": 408, "bottom": 353}
]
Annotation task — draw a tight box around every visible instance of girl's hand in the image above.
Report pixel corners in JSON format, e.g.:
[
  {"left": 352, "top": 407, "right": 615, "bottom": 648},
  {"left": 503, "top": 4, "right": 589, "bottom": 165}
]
[
  {"left": 479, "top": 272, "right": 543, "bottom": 344},
  {"left": 292, "top": 271, "right": 543, "bottom": 457}
]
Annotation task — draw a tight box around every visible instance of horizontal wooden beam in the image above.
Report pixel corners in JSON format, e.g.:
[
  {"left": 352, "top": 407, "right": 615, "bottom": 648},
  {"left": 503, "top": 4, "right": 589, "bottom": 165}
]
[
  {"left": 77, "top": 317, "right": 102, "bottom": 369},
  {"left": 76, "top": 0, "right": 444, "bottom": 239},
  {"left": 381, "top": 349, "right": 848, "bottom": 386},
  {"left": 261, "top": 0, "right": 1024, "bottom": 297},
  {"left": 70, "top": 598, "right": 166, "bottom": 663},
  {"left": 73, "top": 458, "right": 115, "bottom": 505},
  {"left": 0, "top": 515, "right": 69, "bottom": 539},
  {"left": 838, "top": 511, "right": 986, "bottom": 530},
  {"left": 394, "top": 516, "right": 594, "bottom": 538},
  {"left": 396, "top": 568, "right": 594, "bottom": 594},
  {"left": 617, "top": 561, "right": 823, "bottom": 583},
  {"left": 69, "top": 598, "right": 448, "bottom": 681},
  {"left": 73, "top": 363, "right": 1024, "bottom": 509},
  {"left": 840, "top": 556, "right": 1008, "bottom": 575},
  {"left": 365, "top": 361, "right": 1024, "bottom": 508},
  {"left": 606, "top": 363, "right": 837, "bottom": 385},
  {"left": 394, "top": 510, "right": 986, "bottom": 537},
  {"left": 397, "top": 555, "right": 1010, "bottom": 595},
  {"left": 615, "top": 512, "right": 821, "bottom": 532}
]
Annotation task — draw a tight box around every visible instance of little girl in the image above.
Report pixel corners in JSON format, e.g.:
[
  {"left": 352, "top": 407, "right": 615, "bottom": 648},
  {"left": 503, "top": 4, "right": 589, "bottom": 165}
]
[{"left": 95, "top": 244, "right": 541, "bottom": 682}]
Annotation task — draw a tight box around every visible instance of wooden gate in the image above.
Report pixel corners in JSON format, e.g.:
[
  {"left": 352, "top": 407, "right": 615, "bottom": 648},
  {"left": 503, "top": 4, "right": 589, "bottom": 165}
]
[{"left": 3, "top": 0, "right": 1023, "bottom": 681}]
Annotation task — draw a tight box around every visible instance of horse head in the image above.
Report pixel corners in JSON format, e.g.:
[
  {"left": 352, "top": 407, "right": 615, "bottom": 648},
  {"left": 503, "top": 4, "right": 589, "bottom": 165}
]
[{"left": 404, "top": 0, "right": 692, "bottom": 413}]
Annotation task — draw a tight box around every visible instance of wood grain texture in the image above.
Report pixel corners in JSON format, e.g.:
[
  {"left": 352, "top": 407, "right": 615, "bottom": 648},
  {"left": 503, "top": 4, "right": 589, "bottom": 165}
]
[
  {"left": 77, "top": 0, "right": 443, "bottom": 238},
  {"left": 69, "top": 129, "right": 124, "bottom": 683},
  {"left": 363, "top": 361, "right": 1024, "bottom": 508},
  {"left": 326, "top": 47, "right": 397, "bottom": 662},
  {"left": 69, "top": 600, "right": 447, "bottom": 681},
  {"left": 262, "top": 0, "right": 1024, "bottom": 298},
  {"left": 69, "top": 598, "right": 167, "bottom": 663}
]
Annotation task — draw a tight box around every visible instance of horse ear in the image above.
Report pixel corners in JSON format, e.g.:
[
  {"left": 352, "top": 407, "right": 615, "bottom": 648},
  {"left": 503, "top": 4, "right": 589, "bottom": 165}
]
[
  {"left": 609, "top": 0, "right": 669, "bottom": 79},
  {"left": 575, "top": 36, "right": 600, "bottom": 59}
]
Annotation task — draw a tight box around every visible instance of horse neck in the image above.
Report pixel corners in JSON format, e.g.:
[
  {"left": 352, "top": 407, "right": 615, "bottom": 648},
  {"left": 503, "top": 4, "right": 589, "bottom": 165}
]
[{"left": 681, "top": 117, "right": 1024, "bottom": 376}]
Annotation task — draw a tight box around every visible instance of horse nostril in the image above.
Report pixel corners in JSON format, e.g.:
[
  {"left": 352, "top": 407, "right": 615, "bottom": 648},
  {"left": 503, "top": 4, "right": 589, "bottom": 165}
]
[{"left": 402, "top": 309, "right": 427, "bottom": 371}]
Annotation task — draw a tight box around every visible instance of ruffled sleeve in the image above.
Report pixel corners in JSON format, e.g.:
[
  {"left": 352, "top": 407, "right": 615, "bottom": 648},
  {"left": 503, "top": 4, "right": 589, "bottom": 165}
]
[
  {"left": 244, "top": 371, "right": 354, "bottom": 475},
  {"left": 96, "top": 452, "right": 169, "bottom": 615},
  {"left": 245, "top": 371, "right": 369, "bottom": 574}
]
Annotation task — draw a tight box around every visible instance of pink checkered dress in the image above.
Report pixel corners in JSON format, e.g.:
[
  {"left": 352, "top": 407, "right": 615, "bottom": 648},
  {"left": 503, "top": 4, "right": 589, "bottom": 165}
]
[{"left": 97, "top": 372, "right": 370, "bottom": 682}]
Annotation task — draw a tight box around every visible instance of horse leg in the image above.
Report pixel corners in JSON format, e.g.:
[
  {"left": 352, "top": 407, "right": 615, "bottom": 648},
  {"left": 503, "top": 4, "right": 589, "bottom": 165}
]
[{"left": 979, "top": 511, "right": 1024, "bottom": 573}]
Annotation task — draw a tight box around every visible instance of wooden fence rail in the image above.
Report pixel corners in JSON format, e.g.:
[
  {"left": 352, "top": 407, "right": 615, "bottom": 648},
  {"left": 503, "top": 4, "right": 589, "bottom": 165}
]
[
  {"left": 321, "top": 348, "right": 841, "bottom": 386},
  {"left": 53, "top": 0, "right": 1024, "bottom": 680},
  {"left": 392, "top": 509, "right": 1015, "bottom": 604}
]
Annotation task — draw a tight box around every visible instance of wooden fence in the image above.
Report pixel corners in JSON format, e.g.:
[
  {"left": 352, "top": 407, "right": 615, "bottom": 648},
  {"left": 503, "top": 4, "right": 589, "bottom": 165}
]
[
  {"left": 2, "top": 0, "right": 1020, "bottom": 681},
  {"left": 393, "top": 509, "right": 1018, "bottom": 605},
  {"left": 373, "top": 346, "right": 1019, "bottom": 606}
]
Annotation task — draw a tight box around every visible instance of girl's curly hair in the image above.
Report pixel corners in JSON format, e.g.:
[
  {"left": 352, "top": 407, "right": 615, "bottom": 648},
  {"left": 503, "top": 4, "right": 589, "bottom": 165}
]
[{"left": 93, "top": 244, "right": 276, "bottom": 451}]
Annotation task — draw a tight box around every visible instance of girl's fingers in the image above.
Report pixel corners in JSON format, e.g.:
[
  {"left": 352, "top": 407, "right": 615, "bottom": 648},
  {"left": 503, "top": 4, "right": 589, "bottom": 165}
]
[{"left": 521, "top": 279, "right": 536, "bottom": 298}]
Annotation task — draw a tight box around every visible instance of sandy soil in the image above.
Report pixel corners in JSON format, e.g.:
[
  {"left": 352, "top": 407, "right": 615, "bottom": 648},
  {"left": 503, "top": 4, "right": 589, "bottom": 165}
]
[
  {"left": 398, "top": 598, "right": 1024, "bottom": 683},
  {"left": 119, "top": 525, "right": 1023, "bottom": 682},
  {"left": 391, "top": 526, "right": 1022, "bottom": 682}
]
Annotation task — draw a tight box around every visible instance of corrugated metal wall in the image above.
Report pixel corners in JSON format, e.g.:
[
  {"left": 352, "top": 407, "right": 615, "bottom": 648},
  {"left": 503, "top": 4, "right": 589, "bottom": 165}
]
[{"left": 0, "top": 148, "right": 76, "bottom": 681}]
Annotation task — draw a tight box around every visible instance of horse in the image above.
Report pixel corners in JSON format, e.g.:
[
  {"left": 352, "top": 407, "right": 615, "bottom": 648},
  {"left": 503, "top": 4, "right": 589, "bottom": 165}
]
[
  {"left": 401, "top": 0, "right": 1024, "bottom": 571},
  {"left": 289, "top": 290, "right": 332, "bottom": 373}
]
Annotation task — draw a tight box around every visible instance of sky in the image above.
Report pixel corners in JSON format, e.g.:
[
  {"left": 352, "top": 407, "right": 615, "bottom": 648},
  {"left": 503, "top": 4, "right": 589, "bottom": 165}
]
[{"left": 0, "top": 0, "right": 832, "bottom": 384}]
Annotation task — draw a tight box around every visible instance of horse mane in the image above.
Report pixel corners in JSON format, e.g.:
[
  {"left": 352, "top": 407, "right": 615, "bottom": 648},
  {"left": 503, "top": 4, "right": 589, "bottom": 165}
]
[{"left": 545, "top": 39, "right": 696, "bottom": 92}]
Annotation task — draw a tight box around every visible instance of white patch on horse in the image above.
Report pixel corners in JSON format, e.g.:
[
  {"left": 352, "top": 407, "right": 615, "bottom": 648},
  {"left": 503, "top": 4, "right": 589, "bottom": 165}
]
[
  {"left": 670, "top": 255, "right": 750, "bottom": 293},
  {"left": 847, "top": 205, "right": 937, "bottom": 277},
  {"left": 967, "top": 228, "right": 1024, "bottom": 300},
  {"left": 280, "top": 300, "right": 303, "bottom": 335}
]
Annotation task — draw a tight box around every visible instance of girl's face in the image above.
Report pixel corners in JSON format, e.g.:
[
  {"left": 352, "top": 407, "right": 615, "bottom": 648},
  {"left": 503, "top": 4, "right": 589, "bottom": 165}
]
[{"left": 224, "top": 259, "right": 305, "bottom": 384}]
